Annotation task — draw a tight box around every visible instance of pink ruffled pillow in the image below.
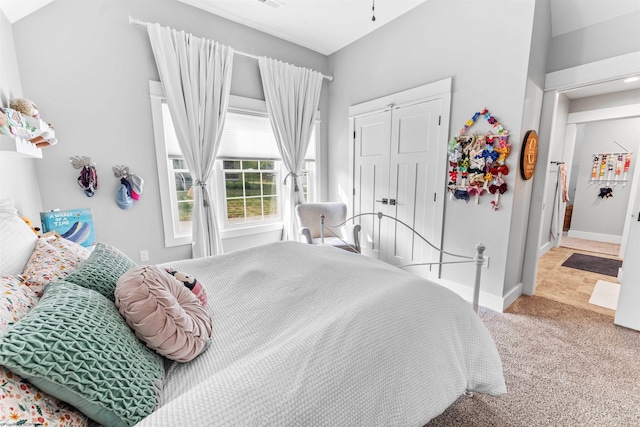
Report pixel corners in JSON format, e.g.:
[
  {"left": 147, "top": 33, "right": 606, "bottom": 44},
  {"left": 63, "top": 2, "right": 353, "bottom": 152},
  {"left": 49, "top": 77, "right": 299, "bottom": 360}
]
[{"left": 114, "top": 265, "right": 212, "bottom": 362}]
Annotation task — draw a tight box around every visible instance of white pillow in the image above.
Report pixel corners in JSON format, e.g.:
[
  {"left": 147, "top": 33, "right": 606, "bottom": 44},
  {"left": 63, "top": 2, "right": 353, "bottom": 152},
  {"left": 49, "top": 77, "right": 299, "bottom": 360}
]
[
  {"left": 0, "top": 214, "right": 38, "bottom": 276},
  {"left": 0, "top": 198, "right": 18, "bottom": 215}
]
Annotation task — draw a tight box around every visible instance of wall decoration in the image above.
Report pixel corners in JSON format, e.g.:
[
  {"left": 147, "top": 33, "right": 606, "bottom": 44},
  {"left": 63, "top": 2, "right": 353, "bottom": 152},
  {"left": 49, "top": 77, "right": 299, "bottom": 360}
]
[
  {"left": 590, "top": 151, "right": 632, "bottom": 187},
  {"left": 589, "top": 140, "right": 632, "bottom": 201},
  {"left": 70, "top": 156, "right": 98, "bottom": 197},
  {"left": 447, "top": 108, "right": 510, "bottom": 211},
  {"left": 520, "top": 130, "right": 538, "bottom": 180}
]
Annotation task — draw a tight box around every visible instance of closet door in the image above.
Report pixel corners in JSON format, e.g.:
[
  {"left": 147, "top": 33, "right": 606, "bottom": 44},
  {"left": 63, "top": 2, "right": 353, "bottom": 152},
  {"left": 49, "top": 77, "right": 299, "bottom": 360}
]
[
  {"left": 353, "top": 99, "right": 442, "bottom": 268},
  {"left": 386, "top": 99, "right": 442, "bottom": 268},
  {"left": 353, "top": 110, "right": 391, "bottom": 259}
]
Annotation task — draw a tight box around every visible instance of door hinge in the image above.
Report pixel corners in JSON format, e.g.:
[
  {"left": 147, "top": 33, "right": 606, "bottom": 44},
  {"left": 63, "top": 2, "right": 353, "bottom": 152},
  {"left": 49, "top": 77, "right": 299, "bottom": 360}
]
[
  {"left": 434, "top": 193, "right": 437, "bottom": 202},
  {"left": 438, "top": 115, "right": 441, "bottom": 125},
  {"left": 353, "top": 131, "right": 356, "bottom": 140},
  {"left": 353, "top": 188, "right": 356, "bottom": 196}
]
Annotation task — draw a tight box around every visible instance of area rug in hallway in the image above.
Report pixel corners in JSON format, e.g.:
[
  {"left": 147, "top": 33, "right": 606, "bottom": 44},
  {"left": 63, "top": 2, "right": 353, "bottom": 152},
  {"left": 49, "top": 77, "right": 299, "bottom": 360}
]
[
  {"left": 425, "top": 296, "right": 640, "bottom": 427},
  {"left": 589, "top": 280, "right": 621, "bottom": 310},
  {"left": 561, "top": 252, "right": 622, "bottom": 277}
]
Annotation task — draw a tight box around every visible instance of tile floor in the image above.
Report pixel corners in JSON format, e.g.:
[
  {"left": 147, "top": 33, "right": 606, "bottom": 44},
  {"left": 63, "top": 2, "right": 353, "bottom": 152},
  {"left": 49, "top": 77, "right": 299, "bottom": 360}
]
[{"left": 535, "top": 246, "right": 622, "bottom": 317}]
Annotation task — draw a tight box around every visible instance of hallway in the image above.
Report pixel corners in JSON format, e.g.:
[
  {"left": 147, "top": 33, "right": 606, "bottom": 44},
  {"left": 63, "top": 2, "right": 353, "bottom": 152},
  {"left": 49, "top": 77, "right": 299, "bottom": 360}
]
[{"left": 535, "top": 243, "right": 622, "bottom": 317}]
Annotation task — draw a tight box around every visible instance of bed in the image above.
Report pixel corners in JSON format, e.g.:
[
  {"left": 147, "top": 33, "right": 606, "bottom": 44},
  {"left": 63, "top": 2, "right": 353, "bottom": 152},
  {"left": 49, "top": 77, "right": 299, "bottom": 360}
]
[{"left": 0, "top": 199, "right": 505, "bottom": 426}]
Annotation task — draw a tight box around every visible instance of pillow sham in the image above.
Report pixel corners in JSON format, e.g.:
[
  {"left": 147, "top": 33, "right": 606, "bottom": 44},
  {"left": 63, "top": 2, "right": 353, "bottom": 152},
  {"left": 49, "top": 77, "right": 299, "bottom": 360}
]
[
  {"left": 0, "top": 212, "right": 38, "bottom": 276},
  {"left": 0, "top": 281, "right": 164, "bottom": 427},
  {"left": 0, "top": 366, "right": 89, "bottom": 427},
  {"left": 0, "top": 275, "right": 38, "bottom": 332},
  {"left": 115, "top": 265, "right": 213, "bottom": 362},
  {"left": 64, "top": 242, "right": 136, "bottom": 301},
  {"left": 20, "top": 237, "right": 89, "bottom": 297}
]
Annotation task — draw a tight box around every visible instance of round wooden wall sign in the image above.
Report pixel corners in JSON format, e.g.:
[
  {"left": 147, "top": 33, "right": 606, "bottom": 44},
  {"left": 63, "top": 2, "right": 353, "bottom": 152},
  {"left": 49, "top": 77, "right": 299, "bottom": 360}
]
[{"left": 520, "top": 130, "right": 538, "bottom": 180}]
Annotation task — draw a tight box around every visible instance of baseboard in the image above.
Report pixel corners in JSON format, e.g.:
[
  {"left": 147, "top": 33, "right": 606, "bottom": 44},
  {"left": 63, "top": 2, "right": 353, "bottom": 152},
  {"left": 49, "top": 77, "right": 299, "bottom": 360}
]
[
  {"left": 433, "top": 278, "right": 515, "bottom": 313},
  {"left": 567, "top": 230, "right": 621, "bottom": 244}
]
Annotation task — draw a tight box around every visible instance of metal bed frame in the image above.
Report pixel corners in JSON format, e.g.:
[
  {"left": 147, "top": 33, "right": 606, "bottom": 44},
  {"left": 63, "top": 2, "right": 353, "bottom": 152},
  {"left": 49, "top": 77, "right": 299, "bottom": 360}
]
[{"left": 319, "top": 212, "right": 486, "bottom": 312}]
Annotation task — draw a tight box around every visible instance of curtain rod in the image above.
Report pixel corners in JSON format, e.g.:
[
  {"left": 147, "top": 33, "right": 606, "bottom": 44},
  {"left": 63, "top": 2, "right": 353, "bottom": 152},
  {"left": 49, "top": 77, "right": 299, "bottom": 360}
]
[{"left": 129, "top": 16, "right": 333, "bottom": 82}]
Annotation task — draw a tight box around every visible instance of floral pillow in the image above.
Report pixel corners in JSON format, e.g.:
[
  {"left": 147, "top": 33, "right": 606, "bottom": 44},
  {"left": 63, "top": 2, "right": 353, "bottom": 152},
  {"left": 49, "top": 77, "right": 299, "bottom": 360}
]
[
  {"left": 20, "top": 238, "right": 90, "bottom": 297},
  {"left": 49, "top": 236, "right": 92, "bottom": 264},
  {"left": 0, "top": 275, "right": 38, "bottom": 332},
  {"left": 1, "top": 254, "right": 89, "bottom": 426},
  {"left": 0, "top": 367, "right": 88, "bottom": 426}
]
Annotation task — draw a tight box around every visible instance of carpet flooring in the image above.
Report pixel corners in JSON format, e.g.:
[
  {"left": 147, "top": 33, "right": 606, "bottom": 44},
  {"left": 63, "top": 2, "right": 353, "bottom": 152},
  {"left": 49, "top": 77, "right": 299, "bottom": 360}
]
[
  {"left": 425, "top": 296, "right": 640, "bottom": 427},
  {"left": 559, "top": 234, "right": 621, "bottom": 257},
  {"left": 561, "top": 252, "right": 623, "bottom": 277}
]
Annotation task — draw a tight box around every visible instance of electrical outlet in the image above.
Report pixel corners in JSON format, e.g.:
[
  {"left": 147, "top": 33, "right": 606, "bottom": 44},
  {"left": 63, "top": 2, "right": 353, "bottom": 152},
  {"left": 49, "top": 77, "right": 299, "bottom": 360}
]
[
  {"left": 482, "top": 256, "right": 490, "bottom": 269},
  {"left": 140, "top": 250, "right": 149, "bottom": 262}
]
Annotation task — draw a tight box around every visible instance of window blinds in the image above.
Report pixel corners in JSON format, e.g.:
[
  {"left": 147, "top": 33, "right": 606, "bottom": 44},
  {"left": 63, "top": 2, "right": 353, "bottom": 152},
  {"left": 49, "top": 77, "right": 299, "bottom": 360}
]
[{"left": 162, "top": 103, "right": 316, "bottom": 160}]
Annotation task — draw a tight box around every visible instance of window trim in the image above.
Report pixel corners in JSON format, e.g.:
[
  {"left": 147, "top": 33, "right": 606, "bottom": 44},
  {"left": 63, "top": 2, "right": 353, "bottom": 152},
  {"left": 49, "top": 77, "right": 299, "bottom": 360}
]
[{"left": 149, "top": 81, "right": 322, "bottom": 247}]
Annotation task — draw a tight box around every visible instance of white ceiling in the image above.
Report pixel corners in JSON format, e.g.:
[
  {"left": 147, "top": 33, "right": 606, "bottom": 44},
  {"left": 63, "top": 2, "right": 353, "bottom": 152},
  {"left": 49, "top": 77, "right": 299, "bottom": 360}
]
[
  {"left": 2, "top": 0, "right": 640, "bottom": 54},
  {"left": 176, "top": 0, "right": 425, "bottom": 55},
  {"left": 0, "top": 0, "right": 53, "bottom": 24}
]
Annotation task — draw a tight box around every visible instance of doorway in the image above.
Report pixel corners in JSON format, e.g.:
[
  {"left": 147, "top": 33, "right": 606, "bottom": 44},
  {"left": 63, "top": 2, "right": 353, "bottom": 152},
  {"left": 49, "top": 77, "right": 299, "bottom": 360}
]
[{"left": 522, "top": 52, "right": 640, "bottom": 299}]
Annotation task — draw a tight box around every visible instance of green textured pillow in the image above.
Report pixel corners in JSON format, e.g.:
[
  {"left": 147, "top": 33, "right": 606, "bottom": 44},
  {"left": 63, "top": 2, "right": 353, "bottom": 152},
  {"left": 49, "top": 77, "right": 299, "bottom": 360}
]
[
  {"left": 64, "top": 242, "right": 136, "bottom": 301},
  {"left": 0, "top": 281, "right": 164, "bottom": 427}
]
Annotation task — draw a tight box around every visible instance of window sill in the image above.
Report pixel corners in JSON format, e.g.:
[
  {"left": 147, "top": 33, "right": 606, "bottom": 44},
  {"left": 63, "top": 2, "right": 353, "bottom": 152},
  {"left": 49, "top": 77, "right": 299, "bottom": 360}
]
[
  {"left": 219, "top": 222, "right": 283, "bottom": 239},
  {"left": 167, "top": 222, "right": 284, "bottom": 248}
]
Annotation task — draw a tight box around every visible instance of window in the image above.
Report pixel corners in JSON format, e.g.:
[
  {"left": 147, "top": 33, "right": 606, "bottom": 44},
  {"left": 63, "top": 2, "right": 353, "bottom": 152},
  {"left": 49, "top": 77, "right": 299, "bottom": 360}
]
[
  {"left": 222, "top": 160, "right": 279, "bottom": 224},
  {"left": 149, "top": 81, "right": 320, "bottom": 247}
]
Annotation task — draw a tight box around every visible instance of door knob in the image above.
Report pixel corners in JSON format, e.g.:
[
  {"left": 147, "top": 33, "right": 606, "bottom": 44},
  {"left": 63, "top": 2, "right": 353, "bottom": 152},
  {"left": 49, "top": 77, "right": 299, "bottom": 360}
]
[{"left": 376, "top": 198, "right": 388, "bottom": 205}]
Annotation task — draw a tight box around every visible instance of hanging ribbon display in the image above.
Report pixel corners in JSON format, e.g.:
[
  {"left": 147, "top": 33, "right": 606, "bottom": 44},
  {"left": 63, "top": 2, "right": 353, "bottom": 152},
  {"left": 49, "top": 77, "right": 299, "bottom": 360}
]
[
  {"left": 590, "top": 151, "right": 633, "bottom": 188},
  {"left": 447, "top": 108, "right": 510, "bottom": 211}
]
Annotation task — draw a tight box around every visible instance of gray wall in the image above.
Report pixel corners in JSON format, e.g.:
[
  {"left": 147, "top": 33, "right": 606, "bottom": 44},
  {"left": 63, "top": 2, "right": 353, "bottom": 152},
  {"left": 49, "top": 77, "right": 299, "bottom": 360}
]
[
  {"left": 12, "top": 0, "right": 330, "bottom": 264},
  {"left": 570, "top": 118, "right": 640, "bottom": 241},
  {"left": 505, "top": 0, "right": 551, "bottom": 297},
  {"left": 547, "top": 11, "right": 640, "bottom": 72},
  {"left": 327, "top": 0, "right": 539, "bottom": 302},
  {"left": 0, "top": 8, "right": 43, "bottom": 222}
]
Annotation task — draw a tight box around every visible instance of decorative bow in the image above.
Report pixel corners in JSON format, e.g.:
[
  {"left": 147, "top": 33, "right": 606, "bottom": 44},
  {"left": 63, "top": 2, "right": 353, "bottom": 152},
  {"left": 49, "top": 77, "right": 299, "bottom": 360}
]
[
  {"left": 490, "top": 164, "right": 509, "bottom": 176},
  {"left": 598, "top": 187, "right": 613, "bottom": 198},
  {"left": 489, "top": 183, "right": 507, "bottom": 194},
  {"left": 453, "top": 189, "right": 470, "bottom": 202},
  {"left": 468, "top": 186, "right": 484, "bottom": 197}
]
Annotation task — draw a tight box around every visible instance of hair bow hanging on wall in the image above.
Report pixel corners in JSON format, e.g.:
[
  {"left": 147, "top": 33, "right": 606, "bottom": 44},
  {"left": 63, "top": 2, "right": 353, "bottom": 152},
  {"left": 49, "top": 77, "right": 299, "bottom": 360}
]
[{"left": 70, "top": 156, "right": 98, "bottom": 197}]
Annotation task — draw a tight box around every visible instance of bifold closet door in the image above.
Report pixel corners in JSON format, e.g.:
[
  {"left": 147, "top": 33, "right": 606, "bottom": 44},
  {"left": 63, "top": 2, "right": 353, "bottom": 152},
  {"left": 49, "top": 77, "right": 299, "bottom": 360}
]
[
  {"left": 353, "top": 99, "right": 442, "bottom": 266},
  {"left": 386, "top": 99, "right": 441, "bottom": 268},
  {"left": 353, "top": 110, "right": 391, "bottom": 259}
]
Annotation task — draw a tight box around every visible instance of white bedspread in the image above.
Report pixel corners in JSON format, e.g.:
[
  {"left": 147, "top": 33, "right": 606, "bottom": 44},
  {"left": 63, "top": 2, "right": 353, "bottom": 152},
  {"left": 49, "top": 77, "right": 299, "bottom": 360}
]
[{"left": 138, "top": 241, "right": 505, "bottom": 426}]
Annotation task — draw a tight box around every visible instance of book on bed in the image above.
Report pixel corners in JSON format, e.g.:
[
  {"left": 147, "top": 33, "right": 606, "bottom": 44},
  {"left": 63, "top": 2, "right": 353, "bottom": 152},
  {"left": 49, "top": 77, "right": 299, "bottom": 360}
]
[{"left": 40, "top": 208, "right": 95, "bottom": 247}]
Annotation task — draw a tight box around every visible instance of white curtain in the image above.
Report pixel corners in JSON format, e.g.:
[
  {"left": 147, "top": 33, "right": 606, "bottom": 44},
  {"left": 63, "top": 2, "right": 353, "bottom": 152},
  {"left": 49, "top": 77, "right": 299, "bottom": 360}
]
[
  {"left": 147, "top": 23, "right": 233, "bottom": 258},
  {"left": 258, "top": 57, "right": 323, "bottom": 241}
]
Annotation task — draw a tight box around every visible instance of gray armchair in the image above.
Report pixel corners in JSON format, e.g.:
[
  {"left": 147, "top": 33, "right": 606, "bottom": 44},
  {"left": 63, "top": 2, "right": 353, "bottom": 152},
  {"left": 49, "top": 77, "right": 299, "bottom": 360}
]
[{"left": 295, "top": 202, "right": 361, "bottom": 253}]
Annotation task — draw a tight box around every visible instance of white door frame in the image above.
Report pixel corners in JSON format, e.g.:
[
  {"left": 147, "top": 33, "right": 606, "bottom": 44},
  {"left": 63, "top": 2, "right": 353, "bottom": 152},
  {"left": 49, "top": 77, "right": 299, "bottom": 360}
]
[{"left": 522, "top": 51, "right": 640, "bottom": 295}]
